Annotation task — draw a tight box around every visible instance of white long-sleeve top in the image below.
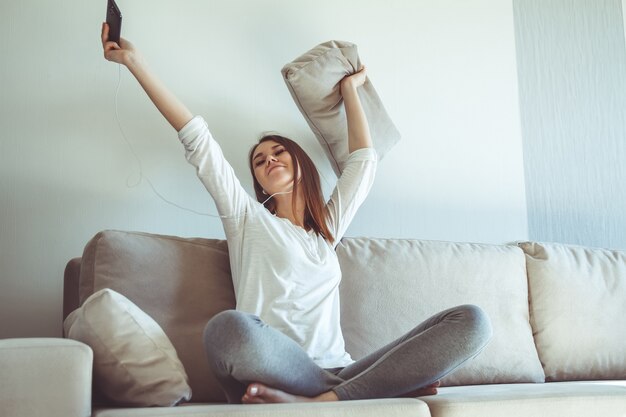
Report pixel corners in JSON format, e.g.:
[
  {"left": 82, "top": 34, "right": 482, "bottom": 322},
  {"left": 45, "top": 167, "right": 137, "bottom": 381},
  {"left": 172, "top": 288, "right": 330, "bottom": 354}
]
[{"left": 178, "top": 116, "right": 377, "bottom": 368}]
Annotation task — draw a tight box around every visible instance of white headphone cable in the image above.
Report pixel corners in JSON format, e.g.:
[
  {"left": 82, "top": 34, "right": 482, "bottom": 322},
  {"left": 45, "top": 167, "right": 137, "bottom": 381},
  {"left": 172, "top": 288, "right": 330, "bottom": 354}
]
[{"left": 113, "top": 64, "right": 289, "bottom": 218}]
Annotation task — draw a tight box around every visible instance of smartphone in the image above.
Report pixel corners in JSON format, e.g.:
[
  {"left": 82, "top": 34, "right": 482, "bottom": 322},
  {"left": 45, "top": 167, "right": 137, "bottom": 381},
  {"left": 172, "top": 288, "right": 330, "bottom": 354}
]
[{"left": 106, "top": 0, "right": 122, "bottom": 44}]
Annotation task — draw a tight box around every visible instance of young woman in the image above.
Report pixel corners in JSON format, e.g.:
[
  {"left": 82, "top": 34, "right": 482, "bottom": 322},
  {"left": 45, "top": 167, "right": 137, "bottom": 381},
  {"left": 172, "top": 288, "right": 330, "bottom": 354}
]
[{"left": 101, "top": 23, "right": 492, "bottom": 404}]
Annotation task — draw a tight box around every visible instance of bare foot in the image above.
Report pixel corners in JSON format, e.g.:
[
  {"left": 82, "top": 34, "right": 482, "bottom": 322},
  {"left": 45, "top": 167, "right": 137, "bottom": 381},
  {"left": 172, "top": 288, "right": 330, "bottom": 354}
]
[
  {"left": 400, "top": 380, "right": 441, "bottom": 397},
  {"left": 241, "top": 383, "right": 339, "bottom": 404}
]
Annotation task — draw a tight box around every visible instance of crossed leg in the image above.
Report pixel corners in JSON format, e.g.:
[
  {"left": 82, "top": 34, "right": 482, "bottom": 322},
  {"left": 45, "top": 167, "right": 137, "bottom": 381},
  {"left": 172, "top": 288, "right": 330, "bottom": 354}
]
[
  {"left": 241, "top": 380, "right": 442, "bottom": 404},
  {"left": 203, "top": 305, "right": 491, "bottom": 404},
  {"left": 203, "top": 310, "right": 342, "bottom": 404}
]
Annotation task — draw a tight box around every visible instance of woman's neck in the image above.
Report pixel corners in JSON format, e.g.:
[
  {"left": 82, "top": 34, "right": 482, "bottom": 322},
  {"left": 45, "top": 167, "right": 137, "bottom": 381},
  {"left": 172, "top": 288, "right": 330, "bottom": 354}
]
[{"left": 273, "top": 190, "right": 306, "bottom": 229}]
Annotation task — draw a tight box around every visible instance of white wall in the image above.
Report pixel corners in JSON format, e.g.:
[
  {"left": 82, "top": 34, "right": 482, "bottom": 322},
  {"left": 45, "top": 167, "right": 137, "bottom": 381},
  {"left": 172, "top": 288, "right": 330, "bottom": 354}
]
[{"left": 0, "top": 0, "right": 527, "bottom": 337}]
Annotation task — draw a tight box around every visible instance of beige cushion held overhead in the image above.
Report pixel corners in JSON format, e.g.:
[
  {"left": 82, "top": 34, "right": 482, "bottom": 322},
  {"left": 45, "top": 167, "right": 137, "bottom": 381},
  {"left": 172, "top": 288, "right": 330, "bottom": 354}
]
[
  {"left": 78, "top": 230, "right": 236, "bottom": 403},
  {"left": 337, "top": 238, "right": 545, "bottom": 385},
  {"left": 64, "top": 288, "right": 192, "bottom": 407},
  {"left": 282, "top": 40, "right": 400, "bottom": 176},
  {"left": 519, "top": 241, "right": 626, "bottom": 381}
]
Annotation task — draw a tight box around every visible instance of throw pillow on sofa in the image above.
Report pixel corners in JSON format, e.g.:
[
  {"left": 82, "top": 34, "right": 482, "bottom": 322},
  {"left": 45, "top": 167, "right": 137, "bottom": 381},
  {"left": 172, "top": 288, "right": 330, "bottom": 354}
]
[
  {"left": 282, "top": 40, "right": 401, "bottom": 176},
  {"left": 64, "top": 288, "right": 192, "bottom": 407},
  {"left": 520, "top": 242, "right": 626, "bottom": 381}
]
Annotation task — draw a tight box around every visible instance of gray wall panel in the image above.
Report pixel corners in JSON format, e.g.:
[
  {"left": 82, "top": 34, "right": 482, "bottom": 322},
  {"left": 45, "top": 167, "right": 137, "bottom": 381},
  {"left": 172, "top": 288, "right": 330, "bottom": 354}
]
[{"left": 513, "top": 0, "right": 626, "bottom": 249}]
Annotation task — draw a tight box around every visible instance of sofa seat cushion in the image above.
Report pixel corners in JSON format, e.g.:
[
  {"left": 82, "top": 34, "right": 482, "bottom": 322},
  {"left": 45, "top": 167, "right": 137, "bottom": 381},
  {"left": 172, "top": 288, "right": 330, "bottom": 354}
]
[
  {"left": 91, "top": 398, "right": 431, "bottom": 417},
  {"left": 337, "top": 238, "right": 545, "bottom": 386},
  {"left": 78, "top": 230, "right": 236, "bottom": 403},
  {"left": 419, "top": 381, "right": 626, "bottom": 417},
  {"left": 519, "top": 242, "right": 626, "bottom": 381}
]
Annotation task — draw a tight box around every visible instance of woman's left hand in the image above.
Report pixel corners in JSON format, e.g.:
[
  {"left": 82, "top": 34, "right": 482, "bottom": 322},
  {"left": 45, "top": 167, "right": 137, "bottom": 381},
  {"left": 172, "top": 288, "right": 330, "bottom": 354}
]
[{"left": 340, "top": 65, "right": 367, "bottom": 95}]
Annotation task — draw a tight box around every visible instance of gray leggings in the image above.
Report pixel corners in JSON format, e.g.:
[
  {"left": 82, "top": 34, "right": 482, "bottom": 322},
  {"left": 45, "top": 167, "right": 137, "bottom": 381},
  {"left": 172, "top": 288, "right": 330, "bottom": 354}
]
[{"left": 203, "top": 304, "right": 492, "bottom": 403}]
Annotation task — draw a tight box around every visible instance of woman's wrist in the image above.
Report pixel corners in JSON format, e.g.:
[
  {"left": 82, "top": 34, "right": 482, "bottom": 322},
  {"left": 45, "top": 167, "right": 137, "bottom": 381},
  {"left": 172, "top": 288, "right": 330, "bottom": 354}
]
[
  {"left": 124, "top": 52, "right": 146, "bottom": 71},
  {"left": 340, "top": 79, "right": 358, "bottom": 96},
  {"left": 341, "top": 82, "right": 359, "bottom": 100}
]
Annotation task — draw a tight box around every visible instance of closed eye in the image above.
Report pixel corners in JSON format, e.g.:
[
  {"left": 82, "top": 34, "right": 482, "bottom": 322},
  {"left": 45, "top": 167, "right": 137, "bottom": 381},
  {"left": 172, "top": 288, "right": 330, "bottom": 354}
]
[{"left": 253, "top": 146, "right": 286, "bottom": 168}]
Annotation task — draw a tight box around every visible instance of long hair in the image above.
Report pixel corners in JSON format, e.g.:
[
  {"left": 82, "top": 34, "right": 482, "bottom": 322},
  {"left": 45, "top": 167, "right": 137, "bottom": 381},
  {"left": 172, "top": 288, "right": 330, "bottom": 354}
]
[{"left": 248, "top": 135, "right": 334, "bottom": 244}]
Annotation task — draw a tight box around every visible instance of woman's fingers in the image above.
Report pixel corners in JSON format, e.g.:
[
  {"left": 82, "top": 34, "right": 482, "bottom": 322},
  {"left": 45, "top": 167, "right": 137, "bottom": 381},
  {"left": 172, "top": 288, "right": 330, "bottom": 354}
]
[
  {"left": 103, "top": 42, "right": 120, "bottom": 64},
  {"left": 103, "top": 42, "right": 123, "bottom": 64},
  {"left": 355, "top": 65, "right": 367, "bottom": 79},
  {"left": 101, "top": 22, "right": 109, "bottom": 46},
  {"left": 103, "top": 40, "right": 120, "bottom": 51},
  {"left": 341, "top": 65, "right": 368, "bottom": 91},
  {"left": 102, "top": 25, "right": 121, "bottom": 55},
  {"left": 101, "top": 22, "right": 121, "bottom": 50}
]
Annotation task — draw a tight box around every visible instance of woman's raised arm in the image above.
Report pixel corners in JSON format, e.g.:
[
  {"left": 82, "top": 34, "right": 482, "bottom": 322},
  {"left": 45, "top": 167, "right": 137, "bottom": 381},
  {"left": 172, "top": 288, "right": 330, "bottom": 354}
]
[
  {"left": 340, "top": 66, "right": 373, "bottom": 153},
  {"left": 101, "top": 22, "right": 193, "bottom": 132}
]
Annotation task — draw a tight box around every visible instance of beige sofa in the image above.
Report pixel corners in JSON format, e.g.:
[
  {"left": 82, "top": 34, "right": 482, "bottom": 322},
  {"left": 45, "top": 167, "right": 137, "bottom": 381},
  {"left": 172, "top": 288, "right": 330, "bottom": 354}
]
[{"left": 2, "top": 230, "right": 625, "bottom": 417}]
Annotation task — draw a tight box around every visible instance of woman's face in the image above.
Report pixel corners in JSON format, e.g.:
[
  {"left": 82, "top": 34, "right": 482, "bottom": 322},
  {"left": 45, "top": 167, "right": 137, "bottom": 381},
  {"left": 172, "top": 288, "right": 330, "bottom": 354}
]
[{"left": 251, "top": 140, "right": 296, "bottom": 195}]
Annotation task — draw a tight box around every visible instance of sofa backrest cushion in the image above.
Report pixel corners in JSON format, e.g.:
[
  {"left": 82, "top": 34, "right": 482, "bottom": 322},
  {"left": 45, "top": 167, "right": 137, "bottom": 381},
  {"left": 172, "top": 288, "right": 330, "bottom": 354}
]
[
  {"left": 337, "top": 238, "right": 545, "bottom": 385},
  {"left": 78, "top": 230, "right": 234, "bottom": 403},
  {"left": 519, "top": 241, "right": 626, "bottom": 381}
]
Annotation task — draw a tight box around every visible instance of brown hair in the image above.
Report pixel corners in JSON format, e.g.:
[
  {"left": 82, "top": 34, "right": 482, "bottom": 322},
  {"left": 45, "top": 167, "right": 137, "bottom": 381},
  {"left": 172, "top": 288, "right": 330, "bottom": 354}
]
[{"left": 248, "top": 135, "right": 334, "bottom": 243}]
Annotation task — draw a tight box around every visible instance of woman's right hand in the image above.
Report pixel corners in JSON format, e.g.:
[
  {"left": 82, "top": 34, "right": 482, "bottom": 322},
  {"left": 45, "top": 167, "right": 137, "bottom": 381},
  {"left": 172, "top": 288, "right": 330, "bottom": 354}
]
[{"left": 101, "top": 22, "right": 138, "bottom": 66}]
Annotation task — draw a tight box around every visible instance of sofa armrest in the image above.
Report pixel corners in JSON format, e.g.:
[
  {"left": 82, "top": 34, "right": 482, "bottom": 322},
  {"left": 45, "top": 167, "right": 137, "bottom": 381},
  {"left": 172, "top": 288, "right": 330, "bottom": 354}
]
[{"left": 0, "top": 338, "right": 92, "bottom": 417}]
